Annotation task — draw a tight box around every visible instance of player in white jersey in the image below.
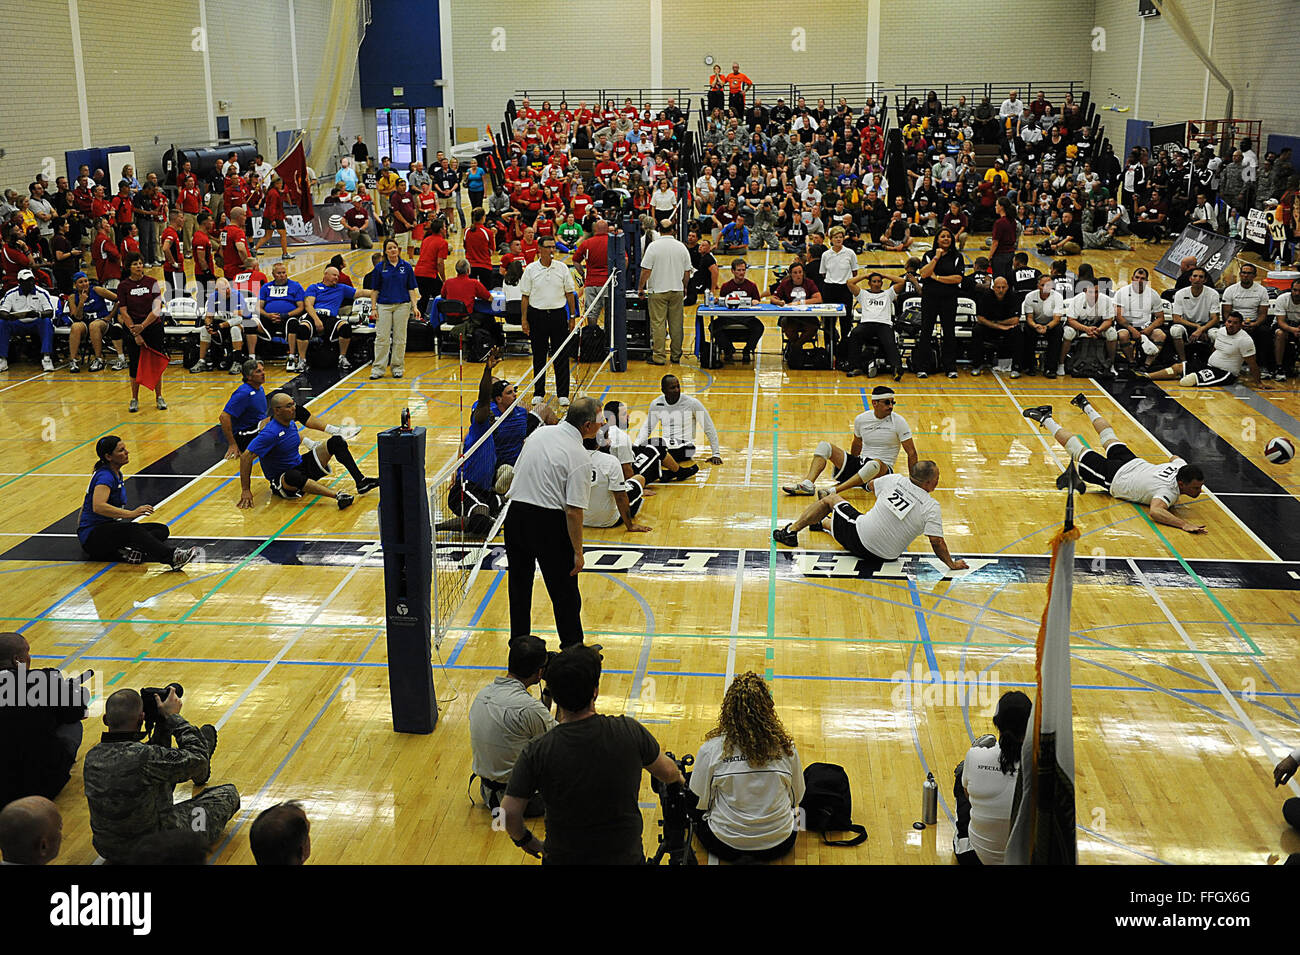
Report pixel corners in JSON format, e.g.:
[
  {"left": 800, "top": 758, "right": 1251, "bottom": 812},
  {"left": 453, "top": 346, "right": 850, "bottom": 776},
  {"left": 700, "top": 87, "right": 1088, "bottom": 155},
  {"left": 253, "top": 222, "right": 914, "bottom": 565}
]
[
  {"left": 598, "top": 400, "right": 663, "bottom": 485},
  {"left": 1023, "top": 394, "right": 1207, "bottom": 533},
  {"left": 773, "top": 460, "right": 968, "bottom": 575},
  {"left": 783, "top": 385, "right": 918, "bottom": 497},
  {"left": 633, "top": 375, "right": 723, "bottom": 481},
  {"left": 1112, "top": 267, "right": 1167, "bottom": 371},
  {"left": 1142, "top": 311, "right": 1261, "bottom": 386},
  {"left": 582, "top": 441, "right": 651, "bottom": 531}
]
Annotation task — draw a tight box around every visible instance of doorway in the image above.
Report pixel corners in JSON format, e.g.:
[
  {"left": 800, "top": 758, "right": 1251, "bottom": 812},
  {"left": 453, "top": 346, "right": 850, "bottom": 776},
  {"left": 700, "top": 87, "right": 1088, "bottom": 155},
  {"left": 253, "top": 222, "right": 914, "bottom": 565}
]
[{"left": 375, "top": 108, "right": 427, "bottom": 170}]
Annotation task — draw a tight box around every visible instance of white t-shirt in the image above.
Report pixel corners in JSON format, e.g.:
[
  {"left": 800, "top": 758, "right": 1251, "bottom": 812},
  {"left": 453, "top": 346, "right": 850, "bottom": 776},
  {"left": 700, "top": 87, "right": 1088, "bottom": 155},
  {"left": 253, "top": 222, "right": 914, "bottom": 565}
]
[
  {"left": 1113, "top": 283, "right": 1160, "bottom": 328},
  {"left": 1109, "top": 455, "right": 1186, "bottom": 506},
  {"left": 603, "top": 423, "right": 634, "bottom": 466},
  {"left": 853, "top": 472, "right": 943, "bottom": 560},
  {"left": 583, "top": 449, "right": 630, "bottom": 528},
  {"left": 634, "top": 394, "right": 721, "bottom": 456},
  {"left": 640, "top": 236, "right": 692, "bottom": 293},
  {"left": 820, "top": 246, "right": 858, "bottom": 284},
  {"left": 508, "top": 421, "right": 591, "bottom": 511},
  {"left": 688, "top": 736, "right": 804, "bottom": 853},
  {"left": 1172, "top": 286, "right": 1222, "bottom": 327},
  {"left": 853, "top": 410, "right": 912, "bottom": 468},
  {"left": 856, "top": 286, "right": 896, "bottom": 325},
  {"left": 1271, "top": 291, "right": 1300, "bottom": 326},
  {"left": 962, "top": 741, "right": 1018, "bottom": 865},
  {"left": 1066, "top": 290, "right": 1115, "bottom": 327},
  {"left": 1207, "top": 326, "right": 1256, "bottom": 374},
  {"left": 1021, "top": 289, "right": 1064, "bottom": 324},
  {"left": 1221, "top": 281, "right": 1270, "bottom": 323}
]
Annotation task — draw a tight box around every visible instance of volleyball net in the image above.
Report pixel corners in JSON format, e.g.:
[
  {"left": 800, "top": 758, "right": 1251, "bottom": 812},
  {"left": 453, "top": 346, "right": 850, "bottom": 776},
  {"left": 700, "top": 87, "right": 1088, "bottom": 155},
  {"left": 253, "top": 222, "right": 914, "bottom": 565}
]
[{"left": 427, "top": 274, "right": 618, "bottom": 649}]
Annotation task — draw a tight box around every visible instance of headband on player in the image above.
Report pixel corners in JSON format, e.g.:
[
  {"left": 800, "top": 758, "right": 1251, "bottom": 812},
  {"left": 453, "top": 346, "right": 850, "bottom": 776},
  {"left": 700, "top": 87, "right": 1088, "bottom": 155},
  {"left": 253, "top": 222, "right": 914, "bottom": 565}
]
[{"left": 870, "top": 387, "right": 896, "bottom": 402}]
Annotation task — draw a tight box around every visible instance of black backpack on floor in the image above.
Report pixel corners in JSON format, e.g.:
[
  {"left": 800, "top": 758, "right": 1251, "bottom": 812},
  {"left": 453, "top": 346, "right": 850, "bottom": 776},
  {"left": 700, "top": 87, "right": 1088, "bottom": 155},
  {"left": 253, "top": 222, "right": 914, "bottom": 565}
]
[
  {"left": 577, "top": 323, "right": 607, "bottom": 362},
  {"left": 1067, "top": 335, "right": 1110, "bottom": 378},
  {"left": 799, "top": 762, "right": 868, "bottom": 847}
]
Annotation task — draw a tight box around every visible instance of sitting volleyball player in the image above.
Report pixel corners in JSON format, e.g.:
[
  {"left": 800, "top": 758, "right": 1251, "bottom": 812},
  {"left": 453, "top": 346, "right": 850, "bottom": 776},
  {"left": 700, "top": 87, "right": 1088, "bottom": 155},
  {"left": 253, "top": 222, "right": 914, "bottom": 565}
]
[
  {"left": 773, "top": 460, "right": 969, "bottom": 576},
  {"left": 219, "top": 358, "right": 366, "bottom": 462},
  {"left": 446, "top": 349, "right": 512, "bottom": 532},
  {"left": 583, "top": 435, "right": 652, "bottom": 532},
  {"left": 783, "top": 385, "right": 917, "bottom": 497},
  {"left": 1141, "top": 310, "right": 1262, "bottom": 387},
  {"left": 1022, "top": 394, "right": 1207, "bottom": 533},
  {"left": 599, "top": 400, "right": 663, "bottom": 485},
  {"left": 237, "top": 392, "right": 373, "bottom": 510},
  {"left": 634, "top": 375, "right": 723, "bottom": 481}
]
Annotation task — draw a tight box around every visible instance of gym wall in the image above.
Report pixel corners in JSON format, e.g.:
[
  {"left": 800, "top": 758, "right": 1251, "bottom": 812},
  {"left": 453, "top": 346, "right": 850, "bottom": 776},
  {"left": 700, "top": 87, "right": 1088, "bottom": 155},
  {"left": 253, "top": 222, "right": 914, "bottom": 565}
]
[{"left": 0, "top": 0, "right": 363, "bottom": 184}]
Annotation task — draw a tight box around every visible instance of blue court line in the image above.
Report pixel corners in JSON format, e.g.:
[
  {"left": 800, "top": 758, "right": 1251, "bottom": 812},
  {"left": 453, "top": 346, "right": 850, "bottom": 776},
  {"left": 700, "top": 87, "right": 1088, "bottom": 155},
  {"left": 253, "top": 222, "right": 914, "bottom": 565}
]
[
  {"left": 907, "top": 575, "right": 941, "bottom": 673},
  {"left": 18, "top": 565, "right": 115, "bottom": 633},
  {"left": 320, "top": 381, "right": 368, "bottom": 415},
  {"left": 445, "top": 569, "right": 506, "bottom": 667},
  {"left": 859, "top": 386, "right": 869, "bottom": 410},
  {"left": 168, "top": 476, "right": 237, "bottom": 526},
  {"left": 0, "top": 562, "right": 83, "bottom": 575},
  {"left": 210, "top": 629, "right": 384, "bottom": 862}
]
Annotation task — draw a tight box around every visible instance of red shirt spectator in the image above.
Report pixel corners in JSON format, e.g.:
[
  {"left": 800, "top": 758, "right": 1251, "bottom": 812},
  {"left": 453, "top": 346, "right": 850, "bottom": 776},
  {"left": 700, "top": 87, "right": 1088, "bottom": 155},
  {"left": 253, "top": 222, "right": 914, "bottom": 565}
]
[
  {"left": 571, "top": 192, "right": 594, "bottom": 221},
  {"left": 224, "top": 175, "right": 249, "bottom": 209},
  {"left": 465, "top": 221, "right": 494, "bottom": 271},
  {"left": 73, "top": 181, "right": 94, "bottom": 215},
  {"left": 192, "top": 227, "right": 215, "bottom": 277},
  {"left": 123, "top": 234, "right": 140, "bottom": 256},
  {"left": 92, "top": 230, "right": 121, "bottom": 282},
  {"left": 161, "top": 224, "right": 184, "bottom": 272},
  {"left": 179, "top": 179, "right": 203, "bottom": 214},
  {"left": 572, "top": 233, "right": 609, "bottom": 286},
  {"left": 343, "top": 205, "right": 369, "bottom": 234},
  {"left": 1, "top": 241, "right": 31, "bottom": 288},
  {"left": 263, "top": 185, "right": 285, "bottom": 221},
  {"left": 520, "top": 238, "right": 539, "bottom": 263},
  {"left": 111, "top": 191, "right": 134, "bottom": 225},
  {"left": 441, "top": 273, "right": 490, "bottom": 312},
  {"left": 91, "top": 194, "right": 113, "bottom": 220},
  {"left": 220, "top": 222, "right": 250, "bottom": 275},
  {"left": 534, "top": 214, "right": 555, "bottom": 238},
  {"left": 414, "top": 230, "right": 450, "bottom": 279},
  {"left": 594, "top": 159, "right": 620, "bottom": 180}
]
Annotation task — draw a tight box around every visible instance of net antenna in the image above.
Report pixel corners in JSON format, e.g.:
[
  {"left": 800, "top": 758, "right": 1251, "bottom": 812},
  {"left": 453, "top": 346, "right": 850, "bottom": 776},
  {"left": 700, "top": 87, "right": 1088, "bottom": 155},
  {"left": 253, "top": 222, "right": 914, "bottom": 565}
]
[{"left": 428, "top": 272, "right": 618, "bottom": 651}]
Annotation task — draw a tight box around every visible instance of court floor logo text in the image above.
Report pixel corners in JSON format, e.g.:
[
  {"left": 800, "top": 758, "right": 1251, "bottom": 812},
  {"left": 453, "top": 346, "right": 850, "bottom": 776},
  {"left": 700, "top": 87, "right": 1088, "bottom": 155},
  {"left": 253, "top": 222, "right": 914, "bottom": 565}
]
[{"left": 49, "top": 886, "right": 152, "bottom": 935}]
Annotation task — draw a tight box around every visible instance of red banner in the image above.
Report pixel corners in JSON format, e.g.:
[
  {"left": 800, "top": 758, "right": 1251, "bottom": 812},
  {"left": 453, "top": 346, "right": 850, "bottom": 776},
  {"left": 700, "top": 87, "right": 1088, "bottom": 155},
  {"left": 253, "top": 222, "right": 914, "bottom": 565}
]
[{"left": 275, "top": 140, "right": 313, "bottom": 219}]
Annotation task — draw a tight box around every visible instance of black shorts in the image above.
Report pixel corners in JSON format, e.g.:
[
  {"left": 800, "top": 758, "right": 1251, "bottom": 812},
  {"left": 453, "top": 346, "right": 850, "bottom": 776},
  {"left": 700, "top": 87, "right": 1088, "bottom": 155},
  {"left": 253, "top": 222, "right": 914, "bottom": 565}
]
[
  {"left": 269, "top": 450, "right": 327, "bottom": 497},
  {"left": 1076, "top": 442, "right": 1137, "bottom": 490},
  {"left": 263, "top": 218, "right": 286, "bottom": 231},
  {"left": 613, "top": 480, "right": 645, "bottom": 525},
  {"left": 1185, "top": 361, "right": 1236, "bottom": 387},
  {"left": 829, "top": 500, "right": 888, "bottom": 571},
  {"left": 833, "top": 453, "right": 863, "bottom": 483}
]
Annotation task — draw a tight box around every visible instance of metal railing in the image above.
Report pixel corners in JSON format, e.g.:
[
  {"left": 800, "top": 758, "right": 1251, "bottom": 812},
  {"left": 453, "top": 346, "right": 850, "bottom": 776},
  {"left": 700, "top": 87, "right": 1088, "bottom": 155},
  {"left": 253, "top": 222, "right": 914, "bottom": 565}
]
[{"left": 512, "top": 89, "right": 695, "bottom": 113}]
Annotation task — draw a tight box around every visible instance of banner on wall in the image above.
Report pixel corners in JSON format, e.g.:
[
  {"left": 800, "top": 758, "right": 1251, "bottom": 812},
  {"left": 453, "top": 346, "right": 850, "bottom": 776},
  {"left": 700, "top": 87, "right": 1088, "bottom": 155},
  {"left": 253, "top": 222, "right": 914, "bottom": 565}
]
[
  {"left": 1154, "top": 226, "right": 1242, "bottom": 284},
  {"left": 248, "top": 200, "right": 378, "bottom": 246}
]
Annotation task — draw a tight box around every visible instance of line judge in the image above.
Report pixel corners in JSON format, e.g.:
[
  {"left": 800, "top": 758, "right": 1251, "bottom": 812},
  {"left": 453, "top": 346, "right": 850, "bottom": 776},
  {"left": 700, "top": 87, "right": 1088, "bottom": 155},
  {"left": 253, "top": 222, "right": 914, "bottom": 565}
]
[{"left": 505, "top": 397, "right": 603, "bottom": 648}]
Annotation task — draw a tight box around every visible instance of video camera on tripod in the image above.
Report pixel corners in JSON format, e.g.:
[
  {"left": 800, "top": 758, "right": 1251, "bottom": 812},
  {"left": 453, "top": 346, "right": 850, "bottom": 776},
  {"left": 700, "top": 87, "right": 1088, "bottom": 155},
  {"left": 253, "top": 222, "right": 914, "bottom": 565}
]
[{"left": 648, "top": 751, "right": 697, "bottom": 865}]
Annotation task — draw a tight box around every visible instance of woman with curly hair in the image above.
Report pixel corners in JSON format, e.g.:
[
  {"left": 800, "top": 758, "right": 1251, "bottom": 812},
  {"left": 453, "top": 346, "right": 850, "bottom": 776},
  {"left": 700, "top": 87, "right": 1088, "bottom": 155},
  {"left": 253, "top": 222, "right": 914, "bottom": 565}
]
[{"left": 688, "top": 672, "right": 803, "bottom": 862}]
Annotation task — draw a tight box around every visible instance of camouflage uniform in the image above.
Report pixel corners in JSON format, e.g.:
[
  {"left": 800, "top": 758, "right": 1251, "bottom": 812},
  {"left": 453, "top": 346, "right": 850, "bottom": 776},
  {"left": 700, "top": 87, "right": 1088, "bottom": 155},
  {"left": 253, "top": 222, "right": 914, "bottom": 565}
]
[
  {"left": 83, "top": 711, "right": 240, "bottom": 863},
  {"left": 749, "top": 206, "right": 780, "bottom": 250}
]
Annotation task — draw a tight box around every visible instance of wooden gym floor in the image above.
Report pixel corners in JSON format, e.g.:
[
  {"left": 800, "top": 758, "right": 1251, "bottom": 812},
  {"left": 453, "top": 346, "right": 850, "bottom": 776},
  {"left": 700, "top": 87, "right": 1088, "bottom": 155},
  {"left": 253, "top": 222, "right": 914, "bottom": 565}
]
[{"left": 6, "top": 230, "right": 1300, "bottom": 865}]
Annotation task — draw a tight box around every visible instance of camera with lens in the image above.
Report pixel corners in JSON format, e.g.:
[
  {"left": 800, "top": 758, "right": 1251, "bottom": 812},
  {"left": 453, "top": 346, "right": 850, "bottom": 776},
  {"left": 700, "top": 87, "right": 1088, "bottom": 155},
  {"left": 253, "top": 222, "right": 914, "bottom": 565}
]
[
  {"left": 141, "top": 682, "right": 183, "bottom": 737},
  {"left": 648, "top": 751, "right": 698, "bottom": 865}
]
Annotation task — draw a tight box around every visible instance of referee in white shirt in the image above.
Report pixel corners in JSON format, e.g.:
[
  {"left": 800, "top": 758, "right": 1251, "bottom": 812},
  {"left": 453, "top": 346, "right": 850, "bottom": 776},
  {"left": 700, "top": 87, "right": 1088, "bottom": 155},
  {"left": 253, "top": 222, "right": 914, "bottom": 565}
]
[
  {"left": 505, "top": 396, "right": 603, "bottom": 647},
  {"left": 520, "top": 235, "right": 579, "bottom": 405},
  {"left": 819, "top": 226, "right": 860, "bottom": 348},
  {"left": 638, "top": 230, "right": 693, "bottom": 365}
]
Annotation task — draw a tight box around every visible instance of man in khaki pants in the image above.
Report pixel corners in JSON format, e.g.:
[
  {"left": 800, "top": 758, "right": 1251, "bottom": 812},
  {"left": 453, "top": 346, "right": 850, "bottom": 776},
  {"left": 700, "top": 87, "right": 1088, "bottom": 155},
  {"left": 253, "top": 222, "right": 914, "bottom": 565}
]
[{"left": 637, "top": 228, "right": 693, "bottom": 365}]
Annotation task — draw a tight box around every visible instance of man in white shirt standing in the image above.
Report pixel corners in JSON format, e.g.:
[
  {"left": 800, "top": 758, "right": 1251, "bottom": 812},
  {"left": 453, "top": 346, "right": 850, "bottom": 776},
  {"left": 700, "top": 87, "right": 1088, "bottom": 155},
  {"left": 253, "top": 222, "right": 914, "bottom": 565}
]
[
  {"left": 520, "top": 235, "right": 579, "bottom": 407},
  {"left": 1023, "top": 395, "right": 1207, "bottom": 532},
  {"left": 773, "top": 460, "right": 969, "bottom": 576},
  {"left": 1056, "top": 280, "right": 1118, "bottom": 376},
  {"left": 783, "top": 385, "right": 918, "bottom": 497},
  {"left": 1113, "top": 267, "right": 1166, "bottom": 370},
  {"left": 1142, "top": 310, "right": 1262, "bottom": 386},
  {"left": 505, "top": 397, "right": 603, "bottom": 648},
  {"left": 1168, "top": 267, "right": 1222, "bottom": 363},
  {"left": 637, "top": 229, "right": 693, "bottom": 365},
  {"left": 634, "top": 374, "right": 722, "bottom": 481}
]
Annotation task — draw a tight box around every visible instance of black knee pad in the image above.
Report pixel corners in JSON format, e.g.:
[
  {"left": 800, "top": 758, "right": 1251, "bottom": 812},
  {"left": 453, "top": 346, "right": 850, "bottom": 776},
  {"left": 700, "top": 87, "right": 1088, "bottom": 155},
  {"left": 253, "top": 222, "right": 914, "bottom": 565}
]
[
  {"left": 281, "top": 467, "right": 307, "bottom": 491},
  {"left": 335, "top": 321, "right": 352, "bottom": 339},
  {"left": 292, "top": 316, "right": 314, "bottom": 339},
  {"left": 326, "top": 434, "right": 346, "bottom": 455}
]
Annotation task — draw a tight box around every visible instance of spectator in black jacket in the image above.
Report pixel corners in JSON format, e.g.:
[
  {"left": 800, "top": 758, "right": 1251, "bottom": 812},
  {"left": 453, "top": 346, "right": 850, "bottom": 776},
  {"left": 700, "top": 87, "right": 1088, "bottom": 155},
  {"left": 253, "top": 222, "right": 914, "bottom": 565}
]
[{"left": 0, "top": 632, "right": 88, "bottom": 807}]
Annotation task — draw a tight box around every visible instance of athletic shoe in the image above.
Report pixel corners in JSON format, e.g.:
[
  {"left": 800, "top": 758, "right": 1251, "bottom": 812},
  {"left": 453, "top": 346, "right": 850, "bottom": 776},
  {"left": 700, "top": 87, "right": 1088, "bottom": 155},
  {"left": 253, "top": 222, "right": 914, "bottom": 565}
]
[
  {"left": 915, "top": 371, "right": 928, "bottom": 380},
  {"left": 558, "top": 397, "right": 570, "bottom": 408},
  {"left": 111, "top": 356, "right": 129, "bottom": 371},
  {"left": 867, "top": 359, "right": 879, "bottom": 377},
  {"left": 1055, "top": 469, "right": 1087, "bottom": 493},
  {"left": 782, "top": 480, "right": 815, "bottom": 496},
  {"left": 970, "top": 366, "right": 983, "bottom": 376},
  {"left": 229, "top": 362, "right": 243, "bottom": 374},
  {"left": 0, "top": 358, "right": 8, "bottom": 372},
  {"left": 336, "top": 492, "right": 355, "bottom": 510},
  {"left": 170, "top": 547, "right": 197, "bottom": 571},
  {"left": 281, "top": 252, "right": 296, "bottom": 260},
  {"left": 369, "top": 368, "right": 385, "bottom": 380},
  {"left": 893, "top": 370, "right": 903, "bottom": 383},
  {"left": 188, "top": 360, "right": 208, "bottom": 373},
  {"left": 340, "top": 426, "right": 362, "bottom": 442},
  {"left": 69, "top": 359, "right": 80, "bottom": 373},
  {"left": 356, "top": 476, "right": 381, "bottom": 494},
  {"left": 89, "top": 358, "right": 104, "bottom": 372},
  {"left": 156, "top": 396, "right": 168, "bottom": 410},
  {"left": 1274, "top": 369, "right": 1289, "bottom": 381},
  {"left": 1022, "top": 404, "right": 1053, "bottom": 425},
  {"left": 674, "top": 464, "right": 700, "bottom": 481},
  {"left": 338, "top": 355, "right": 352, "bottom": 371},
  {"left": 115, "top": 546, "right": 144, "bottom": 564},
  {"left": 1044, "top": 368, "right": 1057, "bottom": 379},
  {"left": 41, "top": 356, "right": 54, "bottom": 372},
  {"left": 772, "top": 525, "right": 799, "bottom": 547},
  {"left": 530, "top": 396, "right": 546, "bottom": 410},
  {"left": 493, "top": 464, "right": 515, "bottom": 496},
  {"left": 1069, "top": 393, "right": 1091, "bottom": 412},
  {"left": 392, "top": 368, "right": 404, "bottom": 378},
  {"left": 845, "top": 367, "right": 864, "bottom": 377},
  {"left": 816, "top": 488, "right": 833, "bottom": 500},
  {"left": 129, "top": 398, "right": 139, "bottom": 413},
  {"left": 1009, "top": 369, "right": 1021, "bottom": 379},
  {"left": 946, "top": 370, "right": 958, "bottom": 379}
]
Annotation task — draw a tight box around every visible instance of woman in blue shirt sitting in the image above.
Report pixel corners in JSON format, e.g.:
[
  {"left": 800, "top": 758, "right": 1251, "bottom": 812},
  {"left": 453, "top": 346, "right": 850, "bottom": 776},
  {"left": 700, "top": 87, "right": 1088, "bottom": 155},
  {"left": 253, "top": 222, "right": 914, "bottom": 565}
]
[
  {"left": 78, "top": 435, "right": 196, "bottom": 569},
  {"left": 367, "top": 238, "right": 422, "bottom": 380}
]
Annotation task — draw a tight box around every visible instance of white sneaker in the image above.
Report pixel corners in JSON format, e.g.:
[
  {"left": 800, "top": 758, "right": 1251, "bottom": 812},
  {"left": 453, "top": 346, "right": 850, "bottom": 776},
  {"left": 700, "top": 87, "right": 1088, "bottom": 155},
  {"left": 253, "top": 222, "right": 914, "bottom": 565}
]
[
  {"left": 1010, "top": 369, "right": 1022, "bottom": 379},
  {"left": 392, "top": 368, "right": 403, "bottom": 378},
  {"left": 340, "top": 425, "right": 362, "bottom": 441},
  {"left": 558, "top": 397, "right": 570, "bottom": 408},
  {"left": 156, "top": 396, "right": 168, "bottom": 410},
  {"left": 0, "top": 358, "right": 10, "bottom": 372},
  {"left": 1055, "top": 365, "right": 1066, "bottom": 377},
  {"left": 338, "top": 355, "right": 352, "bottom": 371},
  {"left": 111, "top": 356, "right": 129, "bottom": 371},
  {"left": 369, "top": 368, "right": 385, "bottom": 380},
  {"left": 69, "top": 359, "right": 81, "bottom": 373},
  {"left": 531, "top": 395, "right": 545, "bottom": 410},
  {"left": 41, "top": 356, "right": 54, "bottom": 372}
]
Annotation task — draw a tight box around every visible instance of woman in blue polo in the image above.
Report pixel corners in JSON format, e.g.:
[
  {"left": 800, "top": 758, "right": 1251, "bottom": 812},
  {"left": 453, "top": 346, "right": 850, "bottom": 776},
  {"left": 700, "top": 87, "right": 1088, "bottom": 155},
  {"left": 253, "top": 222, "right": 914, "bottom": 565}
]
[
  {"left": 367, "top": 238, "right": 421, "bottom": 380},
  {"left": 78, "top": 435, "right": 196, "bottom": 569}
]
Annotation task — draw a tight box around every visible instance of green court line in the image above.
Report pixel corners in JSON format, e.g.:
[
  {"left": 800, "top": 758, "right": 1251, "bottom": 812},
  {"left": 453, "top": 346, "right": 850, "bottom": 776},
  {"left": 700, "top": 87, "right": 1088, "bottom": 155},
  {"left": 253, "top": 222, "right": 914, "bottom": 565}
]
[
  {"left": 0, "top": 423, "right": 122, "bottom": 491},
  {"left": 767, "top": 405, "right": 779, "bottom": 644}
]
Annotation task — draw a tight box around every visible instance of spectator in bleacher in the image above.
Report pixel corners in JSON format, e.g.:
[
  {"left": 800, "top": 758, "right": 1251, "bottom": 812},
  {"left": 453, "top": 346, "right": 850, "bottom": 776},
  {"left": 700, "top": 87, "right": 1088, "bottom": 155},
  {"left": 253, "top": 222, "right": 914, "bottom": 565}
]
[
  {"left": 64, "top": 272, "right": 116, "bottom": 373},
  {"left": 0, "top": 268, "right": 57, "bottom": 373},
  {"left": 250, "top": 801, "right": 312, "bottom": 865}
]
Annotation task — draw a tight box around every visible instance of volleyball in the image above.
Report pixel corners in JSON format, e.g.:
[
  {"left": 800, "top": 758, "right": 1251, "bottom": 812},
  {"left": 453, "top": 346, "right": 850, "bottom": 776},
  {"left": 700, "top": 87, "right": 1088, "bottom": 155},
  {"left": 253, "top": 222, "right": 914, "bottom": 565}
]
[{"left": 1264, "top": 437, "right": 1295, "bottom": 464}]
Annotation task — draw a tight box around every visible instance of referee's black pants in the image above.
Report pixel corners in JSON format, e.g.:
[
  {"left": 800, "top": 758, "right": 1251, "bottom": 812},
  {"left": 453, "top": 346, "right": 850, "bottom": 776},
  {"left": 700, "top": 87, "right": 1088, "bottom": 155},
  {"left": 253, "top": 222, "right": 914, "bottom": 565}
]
[
  {"left": 504, "top": 501, "right": 583, "bottom": 647},
  {"left": 527, "top": 306, "right": 571, "bottom": 398}
]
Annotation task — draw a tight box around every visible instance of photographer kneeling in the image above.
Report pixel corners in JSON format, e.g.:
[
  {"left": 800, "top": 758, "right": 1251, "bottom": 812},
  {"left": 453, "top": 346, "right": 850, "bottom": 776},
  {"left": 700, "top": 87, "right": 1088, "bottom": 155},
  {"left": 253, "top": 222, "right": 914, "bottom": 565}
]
[
  {"left": 502, "top": 645, "right": 685, "bottom": 864},
  {"left": 689, "top": 671, "right": 804, "bottom": 862},
  {"left": 468, "top": 635, "right": 555, "bottom": 814},
  {"left": 83, "top": 687, "right": 240, "bottom": 864}
]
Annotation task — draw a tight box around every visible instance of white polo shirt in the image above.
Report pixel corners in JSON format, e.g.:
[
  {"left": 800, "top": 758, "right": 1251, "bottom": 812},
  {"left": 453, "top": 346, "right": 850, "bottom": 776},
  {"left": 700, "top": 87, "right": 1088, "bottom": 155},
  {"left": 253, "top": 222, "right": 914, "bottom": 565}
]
[
  {"left": 1065, "top": 290, "right": 1115, "bottom": 327},
  {"left": 1113, "top": 283, "right": 1161, "bottom": 329},
  {"left": 640, "top": 235, "right": 692, "bottom": 293},
  {"left": 508, "top": 420, "right": 591, "bottom": 511},
  {"left": 1221, "top": 281, "right": 1270, "bottom": 322},
  {"left": 468, "top": 676, "right": 556, "bottom": 783},
  {"left": 1172, "top": 286, "right": 1222, "bottom": 327},
  {"left": 1021, "top": 289, "right": 1064, "bottom": 324},
  {"left": 820, "top": 245, "right": 858, "bottom": 284},
  {"left": 853, "top": 472, "right": 943, "bottom": 560},
  {"left": 1271, "top": 291, "right": 1300, "bottom": 326},
  {"left": 519, "top": 259, "right": 576, "bottom": 310}
]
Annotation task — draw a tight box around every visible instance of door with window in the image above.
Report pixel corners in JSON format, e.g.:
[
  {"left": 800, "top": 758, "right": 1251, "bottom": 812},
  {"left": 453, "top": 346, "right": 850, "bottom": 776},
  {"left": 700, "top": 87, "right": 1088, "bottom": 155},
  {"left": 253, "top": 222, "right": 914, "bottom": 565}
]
[{"left": 376, "top": 108, "right": 427, "bottom": 170}]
